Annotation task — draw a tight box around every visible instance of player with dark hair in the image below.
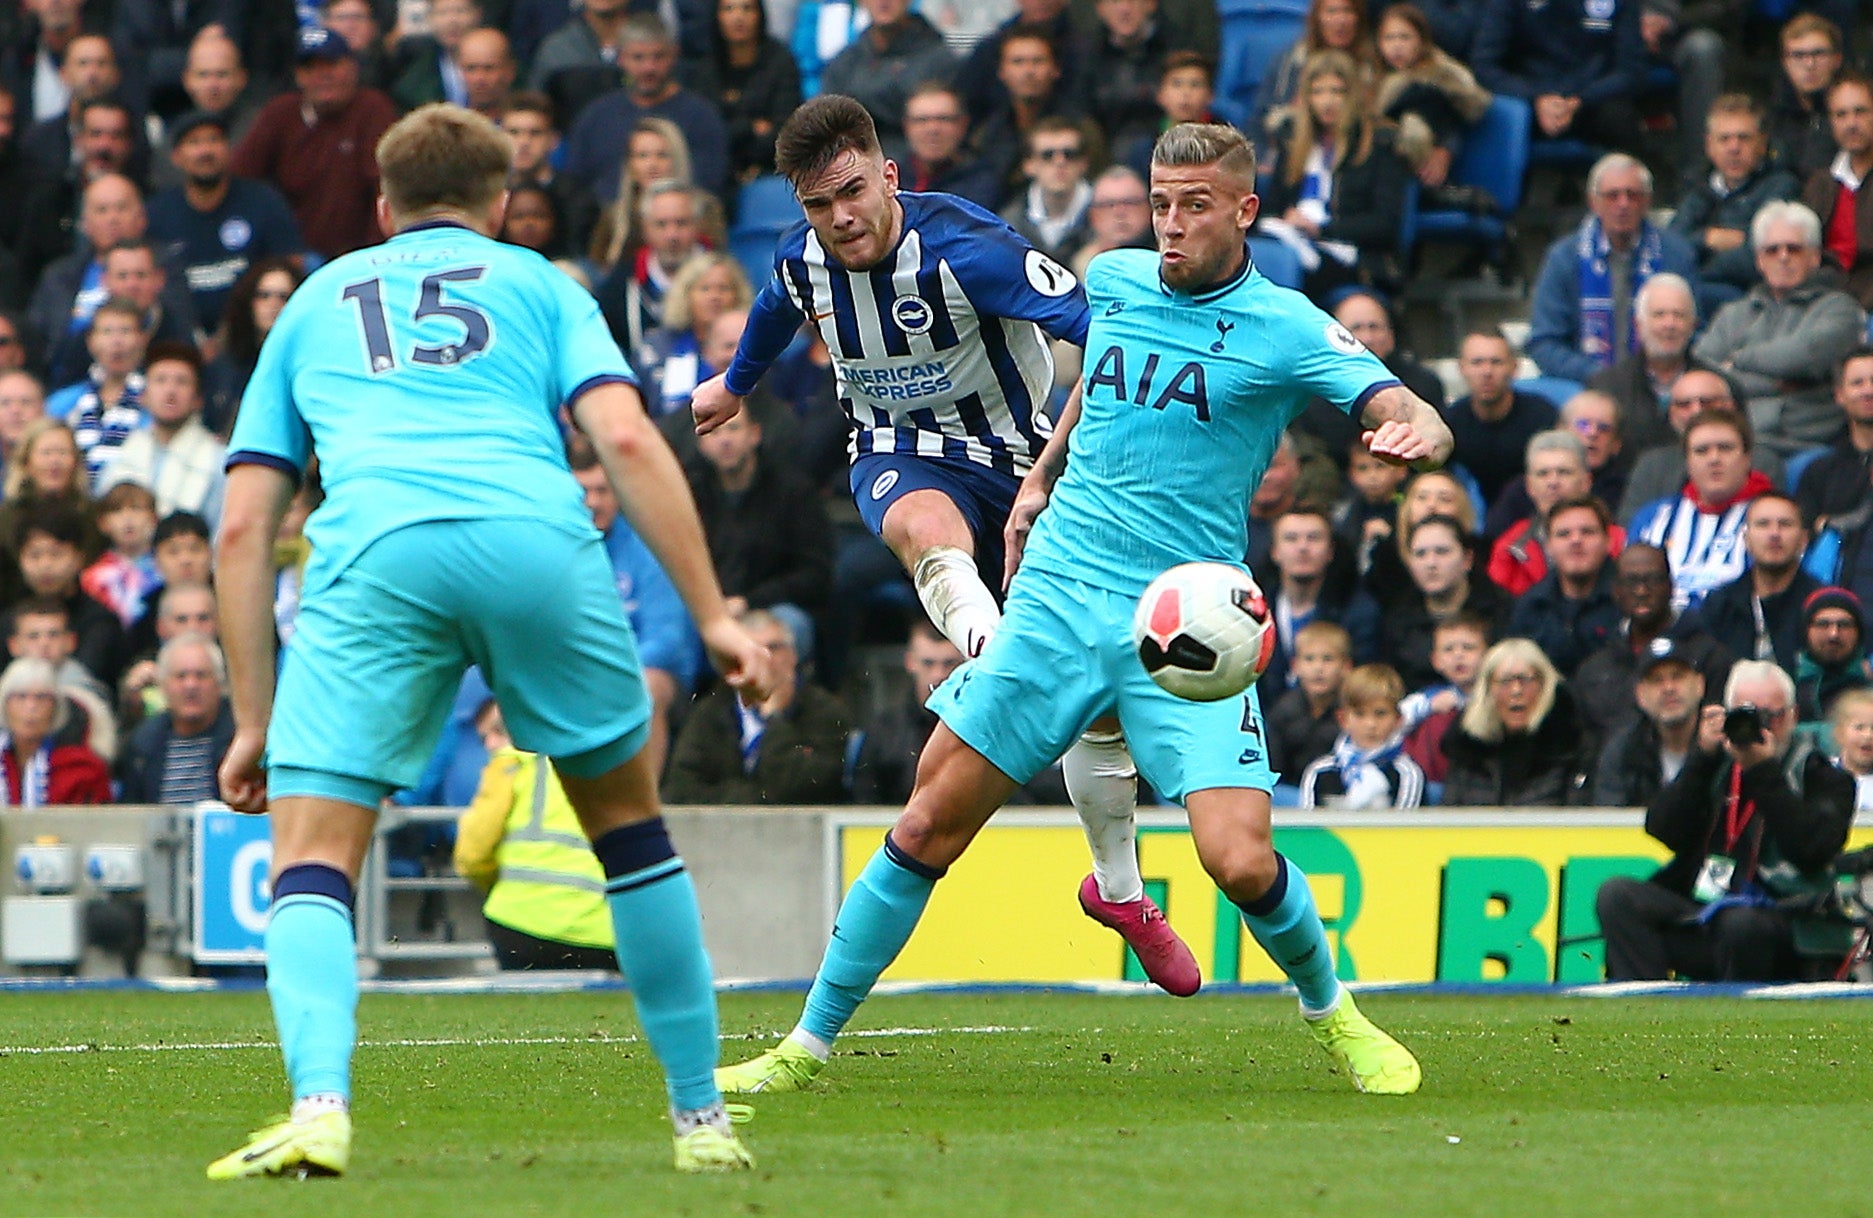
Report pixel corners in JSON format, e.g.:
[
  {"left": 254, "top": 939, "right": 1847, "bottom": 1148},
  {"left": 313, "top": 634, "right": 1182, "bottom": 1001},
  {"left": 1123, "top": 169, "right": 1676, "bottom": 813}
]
[
  {"left": 691, "top": 94, "right": 1200, "bottom": 998},
  {"left": 207, "top": 103, "right": 770, "bottom": 1179},
  {"left": 718, "top": 121, "right": 1449, "bottom": 1100}
]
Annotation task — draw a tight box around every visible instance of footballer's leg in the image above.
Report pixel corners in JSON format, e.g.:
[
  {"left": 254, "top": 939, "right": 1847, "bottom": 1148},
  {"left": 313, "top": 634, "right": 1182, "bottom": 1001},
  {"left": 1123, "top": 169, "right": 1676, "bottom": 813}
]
[
  {"left": 207, "top": 792, "right": 376, "bottom": 1180},
  {"left": 1185, "top": 786, "right": 1421, "bottom": 1096},
  {"left": 717, "top": 725, "right": 1016, "bottom": 1093},
  {"left": 881, "top": 487, "right": 1001, "bottom": 660}
]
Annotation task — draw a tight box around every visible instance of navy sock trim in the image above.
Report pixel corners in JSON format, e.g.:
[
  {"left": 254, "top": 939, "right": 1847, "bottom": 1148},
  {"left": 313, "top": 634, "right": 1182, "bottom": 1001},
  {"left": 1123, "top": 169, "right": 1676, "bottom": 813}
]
[
  {"left": 272, "top": 863, "right": 354, "bottom": 911},
  {"left": 1234, "top": 852, "right": 1291, "bottom": 919},
  {"left": 882, "top": 831, "right": 946, "bottom": 881},
  {"left": 591, "top": 818, "right": 677, "bottom": 880},
  {"left": 605, "top": 859, "right": 686, "bottom": 895}
]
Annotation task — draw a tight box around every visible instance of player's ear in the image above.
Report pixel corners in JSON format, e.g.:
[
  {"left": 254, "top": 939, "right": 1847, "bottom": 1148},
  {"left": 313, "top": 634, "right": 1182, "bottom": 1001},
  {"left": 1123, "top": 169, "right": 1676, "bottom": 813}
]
[
  {"left": 374, "top": 193, "right": 395, "bottom": 238},
  {"left": 882, "top": 157, "right": 899, "bottom": 196},
  {"left": 1238, "top": 190, "right": 1260, "bottom": 232}
]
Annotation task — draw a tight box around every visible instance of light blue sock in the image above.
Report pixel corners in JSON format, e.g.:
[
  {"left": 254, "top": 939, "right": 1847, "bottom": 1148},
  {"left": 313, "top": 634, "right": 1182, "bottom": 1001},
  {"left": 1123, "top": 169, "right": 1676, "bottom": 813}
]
[
  {"left": 1235, "top": 854, "right": 1342, "bottom": 1014},
  {"left": 265, "top": 885, "right": 358, "bottom": 1104},
  {"left": 595, "top": 821, "right": 720, "bottom": 1113},
  {"left": 799, "top": 835, "right": 941, "bottom": 1046}
]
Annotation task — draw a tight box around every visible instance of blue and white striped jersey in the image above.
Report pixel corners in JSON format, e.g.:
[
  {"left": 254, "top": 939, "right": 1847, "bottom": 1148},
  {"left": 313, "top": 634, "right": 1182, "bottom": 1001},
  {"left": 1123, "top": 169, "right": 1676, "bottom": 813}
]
[{"left": 723, "top": 191, "right": 1090, "bottom": 476}]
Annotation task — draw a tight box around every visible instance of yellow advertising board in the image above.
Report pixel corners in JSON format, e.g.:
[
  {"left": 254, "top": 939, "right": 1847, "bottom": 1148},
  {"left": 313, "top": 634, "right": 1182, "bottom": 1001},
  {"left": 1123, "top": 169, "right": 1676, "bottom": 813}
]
[{"left": 834, "top": 812, "right": 1873, "bottom": 984}]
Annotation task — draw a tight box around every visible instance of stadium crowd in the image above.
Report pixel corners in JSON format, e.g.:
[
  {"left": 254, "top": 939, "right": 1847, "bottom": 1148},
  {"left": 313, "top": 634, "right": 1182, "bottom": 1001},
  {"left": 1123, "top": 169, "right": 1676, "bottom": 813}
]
[{"left": 0, "top": 0, "right": 1867, "bottom": 874}]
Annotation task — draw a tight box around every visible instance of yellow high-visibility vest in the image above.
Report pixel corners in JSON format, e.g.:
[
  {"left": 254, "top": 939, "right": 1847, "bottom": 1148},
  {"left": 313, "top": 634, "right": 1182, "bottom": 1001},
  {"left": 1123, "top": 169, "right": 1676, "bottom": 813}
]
[{"left": 483, "top": 752, "right": 615, "bottom": 950}]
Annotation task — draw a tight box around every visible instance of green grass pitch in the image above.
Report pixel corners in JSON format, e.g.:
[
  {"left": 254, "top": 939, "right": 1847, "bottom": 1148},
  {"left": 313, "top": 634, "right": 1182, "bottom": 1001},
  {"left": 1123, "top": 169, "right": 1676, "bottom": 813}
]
[{"left": 0, "top": 988, "right": 1869, "bottom": 1217}]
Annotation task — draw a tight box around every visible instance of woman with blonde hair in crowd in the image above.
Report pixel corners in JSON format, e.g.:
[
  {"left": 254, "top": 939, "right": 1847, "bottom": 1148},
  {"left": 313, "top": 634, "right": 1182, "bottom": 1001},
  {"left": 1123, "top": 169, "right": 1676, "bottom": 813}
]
[
  {"left": 1253, "top": 0, "right": 1380, "bottom": 135},
  {"left": 0, "top": 419, "right": 99, "bottom": 604},
  {"left": 1439, "top": 638, "right": 1590, "bottom": 806},
  {"left": 634, "top": 252, "right": 754, "bottom": 418},
  {"left": 587, "top": 118, "right": 724, "bottom": 276},
  {"left": 1364, "top": 467, "right": 1476, "bottom": 606},
  {"left": 1372, "top": 3, "right": 1490, "bottom": 193}
]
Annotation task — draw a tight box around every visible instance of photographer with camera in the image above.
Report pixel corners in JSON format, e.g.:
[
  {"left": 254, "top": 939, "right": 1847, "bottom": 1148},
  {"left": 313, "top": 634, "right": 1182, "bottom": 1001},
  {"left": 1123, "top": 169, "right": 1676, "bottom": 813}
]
[{"left": 1596, "top": 659, "right": 1856, "bottom": 981}]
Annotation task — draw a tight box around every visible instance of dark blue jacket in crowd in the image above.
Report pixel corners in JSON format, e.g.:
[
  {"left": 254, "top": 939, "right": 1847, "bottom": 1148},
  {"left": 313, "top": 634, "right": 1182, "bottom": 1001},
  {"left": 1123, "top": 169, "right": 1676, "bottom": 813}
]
[
  {"left": 1508, "top": 565, "right": 1622, "bottom": 678},
  {"left": 1525, "top": 226, "right": 1701, "bottom": 384},
  {"left": 1470, "top": 0, "right": 1647, "bottom": 106},
  {"left": 563, "top": 88, "right": 731, "bottom": 202},
  {"left": 147, "top": 176, "right": 305, "bottom": 331}
]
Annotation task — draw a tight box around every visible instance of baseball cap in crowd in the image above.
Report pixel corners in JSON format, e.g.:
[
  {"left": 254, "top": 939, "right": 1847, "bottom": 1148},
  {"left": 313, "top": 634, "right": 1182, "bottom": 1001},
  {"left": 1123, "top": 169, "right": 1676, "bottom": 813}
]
[
  {"left": 168, "top": 110, "right": 229, "bottom": 141},
  {"left": 296, "top": 26, "right": 353, "bottom": 63},
  {"left": 1636, "top": 637, "right": 1696, "bottom": 678}
]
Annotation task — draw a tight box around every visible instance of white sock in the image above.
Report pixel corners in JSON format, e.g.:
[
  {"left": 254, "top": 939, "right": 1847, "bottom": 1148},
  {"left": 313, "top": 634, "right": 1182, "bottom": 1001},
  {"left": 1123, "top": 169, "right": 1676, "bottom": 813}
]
[
  {"left": 291, "top": 1093, "right": 348, "bottom": 1123},
  {"left": 786, "top": 1026, "right": 832, "bottom": 1061},
  {"left": 1064, "top": 730, "right": 1143, "bottom": 903},
  {"left": 671, "top": 1100, "right": 731, "bottom": 1135},
  {"left": 912, "top": 546, "right": 1001, "bottom": 657}
]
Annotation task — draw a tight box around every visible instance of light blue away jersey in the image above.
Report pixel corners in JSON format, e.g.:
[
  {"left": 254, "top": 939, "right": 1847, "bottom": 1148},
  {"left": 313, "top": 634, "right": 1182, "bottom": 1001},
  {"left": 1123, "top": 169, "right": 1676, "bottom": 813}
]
[
  {"left": 227, "top": 221, "right": 634, "bottom": 594},
  {"left": 1021, "top": 248, "right": 1399, "bottom": 594},
  {"left": 724, "top": 191, "right": 1089, "bottom": 476}
]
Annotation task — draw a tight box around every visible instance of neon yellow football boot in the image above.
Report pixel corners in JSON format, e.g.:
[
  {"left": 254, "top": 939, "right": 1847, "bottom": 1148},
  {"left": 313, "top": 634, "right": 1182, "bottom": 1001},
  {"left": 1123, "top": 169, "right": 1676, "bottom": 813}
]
[
  {"left": 714, "top": 1039, "right": 825, "bottom": 1094},
  {"left": 673, "top": 1123, "right": 756, "bottom": 1172},
  {"left": 206, "top": 1110, "right": 352, "bottom": 1180},
  {"left": 1306, "top": 990, "right": 1423, "bottom": 1095}
]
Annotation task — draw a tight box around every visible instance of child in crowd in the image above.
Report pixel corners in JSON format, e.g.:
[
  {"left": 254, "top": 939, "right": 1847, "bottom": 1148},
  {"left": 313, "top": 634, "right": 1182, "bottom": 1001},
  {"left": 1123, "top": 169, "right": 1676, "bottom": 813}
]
[
  {"left": 1123, "top": 51, "right": 1219, "bottom": 176},
  {"left": 1269, "top": 620, "right": 1354, "bottom": 790},
  {"left": 1332, "top": 440, "right": 1409, "bottom": 577},
  {"left": 1401, "top": 611, "right": 1490, "bottom": 786},
  {"left": 81, "top": 482, "right": 160, "bottom": 628},
  {"left": 1301, "top": 663, "right": 1425, "bottom": 808},
  {"left": 1830, "top": 687, "right": 1873, "bottom": 812}
]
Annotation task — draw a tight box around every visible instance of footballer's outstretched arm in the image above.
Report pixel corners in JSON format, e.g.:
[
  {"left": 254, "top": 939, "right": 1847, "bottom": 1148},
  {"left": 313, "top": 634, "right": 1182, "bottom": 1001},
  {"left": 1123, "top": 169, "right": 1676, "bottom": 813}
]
[
  {"left": 1359, "top": 384, "right": 1453, "bottom": 472},
  {"left": 1003, "top": 381, "right": 1082, "bottom": 589}
]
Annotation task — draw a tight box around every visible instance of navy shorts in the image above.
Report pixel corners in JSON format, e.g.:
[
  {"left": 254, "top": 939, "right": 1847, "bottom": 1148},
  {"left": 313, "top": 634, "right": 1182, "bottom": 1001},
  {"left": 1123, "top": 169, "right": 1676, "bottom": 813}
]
[{"left": 849, "top": 453, "right": 1020, "bottom": 599}]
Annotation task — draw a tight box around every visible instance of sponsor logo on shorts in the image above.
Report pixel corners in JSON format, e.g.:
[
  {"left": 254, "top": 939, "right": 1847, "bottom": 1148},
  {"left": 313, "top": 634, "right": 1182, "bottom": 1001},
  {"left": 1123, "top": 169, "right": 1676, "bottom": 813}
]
[
  {"left": 892, "top": 295, "right": 934, "bottom": 335},
  {"left": 870, "top": 469, "right": 901, "bottom": 500}
]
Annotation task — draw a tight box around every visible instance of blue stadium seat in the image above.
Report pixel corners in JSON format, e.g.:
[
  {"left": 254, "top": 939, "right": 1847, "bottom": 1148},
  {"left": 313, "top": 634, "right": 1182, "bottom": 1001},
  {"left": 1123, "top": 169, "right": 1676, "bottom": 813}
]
[
  {"left": 1786, "top": 446, "right": 1827, "bottom": 494},
  {"left": 1215, "top": 9, "right": 1304, "bottom": 127},
  {"left": 1513, "top": 376, "right": 1584, "bottom": 409},
  {"left": 1529, "top": 137, "right": 1603, "bottom": 171},
  {"left": 735, "top": 175, "right": 803, "bottom": 233},
  {"left": 1247, "top": 236, "right": 1303, "bottom": 290},
  {"left": 1410, "top": 96, "right": 1531, "bottom": 257}
]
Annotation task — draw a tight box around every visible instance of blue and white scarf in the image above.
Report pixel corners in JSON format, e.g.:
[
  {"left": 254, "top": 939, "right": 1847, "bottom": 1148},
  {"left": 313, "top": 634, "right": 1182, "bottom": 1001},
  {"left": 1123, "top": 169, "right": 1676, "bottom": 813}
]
[
  {"left": 1, "top": 734, "right": 52, "bottom": 807},
  {"left": 1327, "top": 727, "right": 1409, "bottom": 809},
  {"left": 1576, "top": 216, "right": 1663, "bottom": 369},
  {"left": 68, "top": 368, "right": 146, "bottom": 485}
]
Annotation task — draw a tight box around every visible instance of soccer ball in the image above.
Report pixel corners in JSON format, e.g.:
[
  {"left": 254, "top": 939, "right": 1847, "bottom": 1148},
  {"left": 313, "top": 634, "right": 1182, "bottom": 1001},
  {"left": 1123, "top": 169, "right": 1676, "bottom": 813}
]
[{"left": 1133, "top": 562, "right": 1276, "bottom": 701}]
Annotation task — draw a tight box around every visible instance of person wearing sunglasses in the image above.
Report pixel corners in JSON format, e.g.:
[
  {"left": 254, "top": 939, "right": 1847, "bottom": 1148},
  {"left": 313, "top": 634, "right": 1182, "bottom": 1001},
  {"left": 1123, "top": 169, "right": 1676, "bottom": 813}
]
[
  {"left": 998, "top": 115, "right": 1094, "bottom": 264},
  {"left": 1691, "top": 199, "right": 1865, "bottom": 456}
]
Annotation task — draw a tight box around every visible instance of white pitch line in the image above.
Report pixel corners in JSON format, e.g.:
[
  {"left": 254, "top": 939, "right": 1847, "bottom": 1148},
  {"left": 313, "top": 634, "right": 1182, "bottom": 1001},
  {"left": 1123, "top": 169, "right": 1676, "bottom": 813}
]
[{"left": 0, "top": 1025, "right": 1036, "bottom": 1057}]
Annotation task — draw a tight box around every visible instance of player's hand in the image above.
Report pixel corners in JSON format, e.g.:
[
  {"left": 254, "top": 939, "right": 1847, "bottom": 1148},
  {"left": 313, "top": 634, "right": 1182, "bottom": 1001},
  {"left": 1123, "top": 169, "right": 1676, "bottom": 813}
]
[
  {"left": 701, "top": 615, "right": 775, "bottom": 702},
  {"left": 1003, "top": 480, "right": 1049, "bottom": 591},
  {"left": 219, "top": 728, "right": 270, "bottom": 814},
  {"left": 1363, "top": 421, "right": 1439, "bottom": 469},
  {"left": 691, "top": 373, "right": 745, "bottom": 436}
]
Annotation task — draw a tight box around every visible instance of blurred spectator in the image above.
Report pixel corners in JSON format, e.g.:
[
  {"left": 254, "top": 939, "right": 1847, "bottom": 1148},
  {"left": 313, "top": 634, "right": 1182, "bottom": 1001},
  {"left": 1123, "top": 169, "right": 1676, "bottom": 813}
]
[
  {"left": 635, "top": 252, "right": 753, "bottom": 418},
  {"left": 1267, "top": 618, "right": 1353, "bottom": 787},
  {"left": 1572, "top": 541, "right": 1733, "bottom": 744},
  {"left": 0, "top": 656, "right": 111, "bottom": 804},
  {"left": 457, "top": 27, "right": 518, "bottom": 118},
  {"left": 19, "top": 33, "right": 122, "bottom": 175},
  {"left": 47, "top": 238, "right": 198, "bottom": 389},
  {"left": 972, "top": 24, "right": 1077, "bottom": 204},
  {"left": 1795, "top": 347, "right": 1873, "bottom": 529},
  {"left": 496, "top": 181, "right": 566, "bottom": 257},
  {"left": 146, "top": 111, "right": 303, "bottom": 333},
  {"left": 18, "top": 105, "right": 142, "bottom": 291},
  {"left": 1262, "top": 506, "right": 1381, "bottom": 693},
  {"left": 1766, "top": 14, "right": 1843, "bottom": 184},
  {"left": 1692, "top": 200, "right": 1863, "bottom": 454},
  {"left": 685, "top": 408, "right": 834, "bottom": 659},
  {"left": 387, "top": 0, "right": 484, "bottom": 111},
  {"left": 173, "top": 29, "right": 262, "bottom": 150},
  {"left": 1488, "top": 391, "right": 1628, "bottom": 536},
  {"left": 1445, "top": 328, "right": 1557, "bottom": 508},
  {"left": 1, "top": 0, "right": 91, "bottom": 125},
  {"left": 595, "top": 179, "right": 707, "bottom": 357},
  {"left": 1246, "top": 431, "right": 1303, "bottom": 573},
  {"left": 1381, "top": 513, "right": 1510, "bottom": 690},
  {"left": 23, "top": 174, "right": 145, "bottom": 361},
  {"left": 1794, "top": 585, "right": 1872, "bottom": 726},
  {"left": 79, "top": 480, "right": 159, "bottom": 628},
  {"left": 820, "top": 0, "right": 956, "bottom": 163},
  {"left": 0, "top": 369, "right": 47, "bottom": 487},
  {"left": 1069, "top": 165, "right": 1150, "bottom": 277},
  {"left": 567, "top": 437, "right": 701, "bottom": 777},
  {"left": 1259, "top": 50, "right": 1410, "bottom": 302},
  {"left": 1633, "top": 0, "right": 1724, "bottom": 170},
  {"left": 1295, "top": 291, "right": 1444, "bottom": 483},
  {"left": 1630, "top": 409, "right": 1770, "bottom": 610},
  {"left": 563, "top": 14, "right": 729, "bottom": 203},
  {"left": 684, "top": 0, "right": 802, "bottom": 183},
  {"left": 1507, "top": 494, "right": 1623, "bottom": 676},
  {"left": 117, "top": 575, "right": 216, "bottom": 729},
  {"left": 52, "top": 299, "right": 148, "bottom": 485},
  {"left": 527, "top": 0, "right": 631, "bottom": 125},
  {"left": 1617, "top": 369, "right": 1784, "bottom": 522},
  {"left": 849, "top": 617, "right": 965, "bottom": 804},
  {"left": 1671, "top": 95, "right": 1798, "bottom": 298},
  {"left": 1589, "top": 636, "right": 1704, "bottom": 806},
  {"left": 1596, "top": 659, "right": 1853, "bottom": 981},
  {"left": 0, "top": 86, "right": 38, "bottom": 268},
  {"left": 0, "top": 420, "right": 94, "bottom": 601},
  {"left": 1373, "top": 3, "right": 1490, "bottom": 195},
  {"left": 1362, "top": 467, "right": 1477, "bottom": 608},
  {"left": 116, "top": 632, "right": 232, "bottom": 802},
  {"left": 1399, "top": 610, "right": 1488, "bottom": 785},
  {"left": 1440, "top": 638, "right": 1589, "bottom": 805},
  {"left": 1471, "top": 0, "right": 1644, "bottom": 152},
  {"left": 323, "top": 0, "right": 397, "bottom": 93},
  {"left": 204, "top": 257, "right": 303, "bottom": 434},
  {"left": 1300, "top": 662, "right": 1424, "bottom": 808},
  {"left": 1699, "top": 492, "right": 1817, "bottom": 672},
  {"left": 232, "top": 25, "right": 397, "bottom": 260},
  {"left": 586, "top": 117, "right": 696, "bottom": 278},
  {"left": 1586, "top": 271, "right": 1707, "bottom": 454},
  {"left": 998, "top": 115, "right": 1092, "bottom": 263},
  {"left": 1116, "top": 48, "right": 1216, "bottom": 180},
  {"left": 1528, "top": 154, "right": 1699, "bottom": 384},
  {"left": 96, "top": 342, "right": 226, "bottom": 530},
  {"left": 1075, "top": 0, "right": 1192, "bottom": 150},
  {"left": 663, "top": 608, "right": 850, "bottom": 804},
  {"left": 14, "top": 504, "right": 124, "bottom": 688},
  {"left": 1252, "top": 0, "right": 1375, "bottom": 140},
  {"left": 109, "top": 1, "right": 243, "bottom": 121},
  {"left": 1331, "top": 442, "right": 1408, "bottom": 580},
  {"left": 1804, "top": 73, "right": 1873, "bottom": 311},
  {"left": 1486, "top": 430, "right": 1597, "bottom": 597},
  {"left": 900, "top": 81, "right": 998, "bottom": 208},
  {"left": 502, "top": 93, "right": 600, "bottom": 258},
  {"left": 5, "top": 595, "right": 115, "bottom": 761},
  {"left": 451, "top": 700, "right": 619, "bottom": 970},
  {"left": 1829, "top": 687, "right": 1873, "bottom": 809},
  {"left": 956, "top": 0, "right": 1077, "bottom": 124}
]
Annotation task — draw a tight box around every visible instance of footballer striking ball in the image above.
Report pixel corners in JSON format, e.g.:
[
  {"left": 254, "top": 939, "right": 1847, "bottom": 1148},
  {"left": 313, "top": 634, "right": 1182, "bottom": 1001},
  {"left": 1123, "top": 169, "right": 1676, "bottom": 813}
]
[{"left": 1133, "top": 562, "right": 1276, "bottom": 701}]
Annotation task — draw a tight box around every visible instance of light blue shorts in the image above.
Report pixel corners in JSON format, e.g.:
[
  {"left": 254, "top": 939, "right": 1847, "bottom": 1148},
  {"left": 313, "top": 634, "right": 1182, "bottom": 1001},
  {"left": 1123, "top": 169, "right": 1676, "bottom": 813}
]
[
  {"left": 267, "top": 518, "right": 651, "bottom": 807},
  {"left": 927, "top": 566, "right": 1275, "bottom": 804}
]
